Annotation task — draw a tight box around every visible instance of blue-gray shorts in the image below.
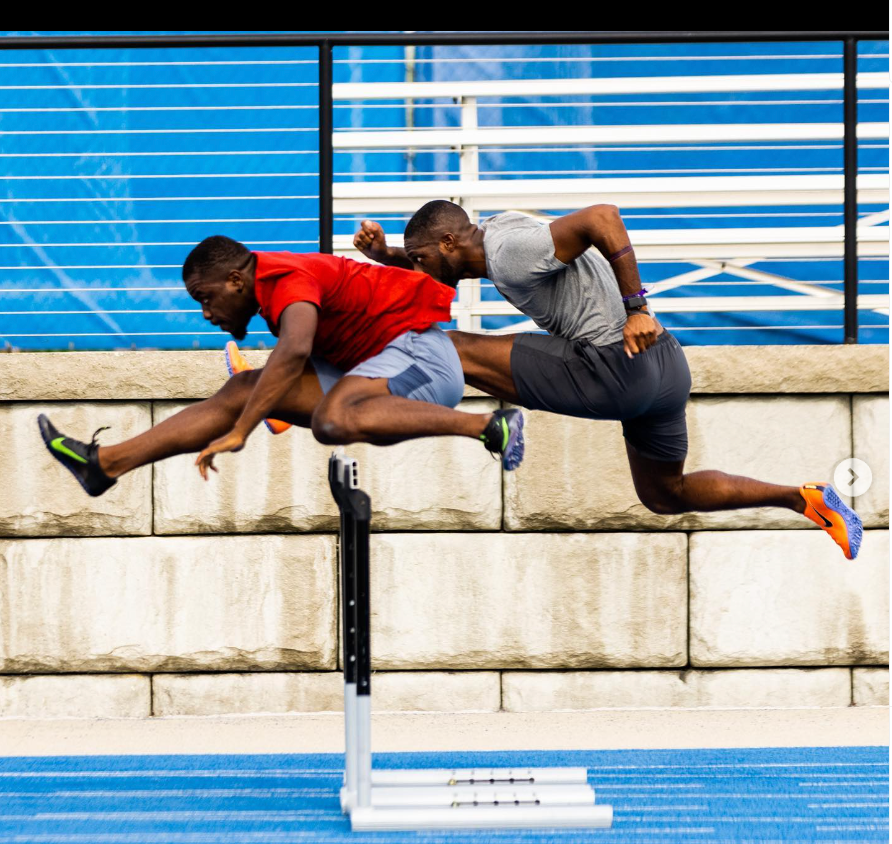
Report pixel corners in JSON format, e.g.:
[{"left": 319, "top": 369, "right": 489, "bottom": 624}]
[{"left": 312, "top": 325, "right": 464, "bottom": 408}]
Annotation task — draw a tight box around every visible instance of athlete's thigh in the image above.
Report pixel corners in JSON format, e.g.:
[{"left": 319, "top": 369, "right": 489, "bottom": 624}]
[
  {"left": 625, "top": 439, "right": 686, "bottom": 503},
  {"left": 262, "top": 359, "right": 327, "bottom": 426},
  {"left": 447, "top": 330, "right": 520, "bottom": 403}
]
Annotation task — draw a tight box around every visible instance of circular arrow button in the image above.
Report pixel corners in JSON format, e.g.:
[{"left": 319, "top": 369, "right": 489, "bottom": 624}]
[{"left": 833, "top": 457, "right": 873, "bottom": 497}]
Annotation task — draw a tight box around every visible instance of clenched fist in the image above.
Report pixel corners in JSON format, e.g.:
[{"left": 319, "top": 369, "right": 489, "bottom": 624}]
[
  {"left": 353, "top": 219, "right": 390, "bottom": 262},
  {"left": 623, "top": 311, "right": 659, "bottom": 358}
]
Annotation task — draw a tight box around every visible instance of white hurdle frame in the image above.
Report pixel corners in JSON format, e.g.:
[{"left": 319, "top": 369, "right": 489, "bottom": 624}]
[{"left": 327, "top": 452, "right": 613, "bottom": 832}]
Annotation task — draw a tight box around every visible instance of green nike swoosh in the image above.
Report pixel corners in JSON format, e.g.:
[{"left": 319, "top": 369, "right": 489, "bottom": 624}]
[
  {"left": 500, "top": 417, "right": 510, "bottom": 451},
  {"left": 50, "top": 437, "right": 88, "bottom": 464}
]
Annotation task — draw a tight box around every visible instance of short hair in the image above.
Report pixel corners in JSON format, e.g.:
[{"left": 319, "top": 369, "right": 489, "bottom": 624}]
[
  {"left": 404, "top": 200, "right": 470, "bottom": 241},
  {"left": 182, "top": 235, "right": 251, "bottom": 282}
]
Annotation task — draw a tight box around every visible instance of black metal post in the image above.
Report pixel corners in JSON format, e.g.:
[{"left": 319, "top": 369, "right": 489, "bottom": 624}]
[
  {"left": 328, "top": 456, "right": 372, "bottom": 695},
  {"left": 843, "top": 37, "right": 859, "bottom": 343},
  {"left": 318, "top": 41, "right": 334, "bottom": 254},
  {"left": 354, "top": 516, "right": 371, "bottom": 696}
]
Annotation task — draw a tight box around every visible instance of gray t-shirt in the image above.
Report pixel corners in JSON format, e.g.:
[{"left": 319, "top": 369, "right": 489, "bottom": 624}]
[{"left": 480, "top": 211, "right": 626, "bottom": 346}]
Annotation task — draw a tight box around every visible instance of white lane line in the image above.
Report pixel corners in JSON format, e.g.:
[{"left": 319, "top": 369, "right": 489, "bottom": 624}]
[
  {"left": 2, "top": 767, "right": 883, "bottom": 779},
  {"left": 809, "top": 801, "right": 890, "bottom": 808},
  {"left": 586, "top": 760, "right": 889, "bottom": 769},
  {"left": 618, "top": 815, "right": 890, "bottom": 824},
  {"left": 800, "top": 780, "right": 890, "bottom": 787},
  {"left": 5, "top": 812, "right": 333, "bottom": 821},
  {"left": 15, "top": 789, "right": 881, "bottom": 802},
  {"left": 0, "top": 789, "right": 335, "bottom": 798},
  {"left": 817, "top": 825, "right": 891, "bottom": 832},
  {"left": 0, "top": 771, "right": 342, "bottom": 778}
]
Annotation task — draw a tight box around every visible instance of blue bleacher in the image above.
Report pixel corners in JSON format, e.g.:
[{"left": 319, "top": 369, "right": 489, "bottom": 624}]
[{"left": 0, "top": 33, "right": 887, "bottom": 349}]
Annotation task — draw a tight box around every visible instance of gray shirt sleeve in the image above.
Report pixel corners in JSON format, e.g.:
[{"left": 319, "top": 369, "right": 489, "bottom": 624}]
[{"left": 483, "top": 213, "right": 567, "bottom": 290}]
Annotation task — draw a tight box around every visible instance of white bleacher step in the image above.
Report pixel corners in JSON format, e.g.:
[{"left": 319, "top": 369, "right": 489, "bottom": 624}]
[
  {"left": 334, "top": 72, "right": 888, "bottom": 100},
  {"left": 333, "top": 122, "right": 888, "bottom": 149},
  {"left": 333, "top": 225, "right": 889, "bottom": 261},
  {"left": 333, "top": 173, "right": 889, "bottom": 213}
]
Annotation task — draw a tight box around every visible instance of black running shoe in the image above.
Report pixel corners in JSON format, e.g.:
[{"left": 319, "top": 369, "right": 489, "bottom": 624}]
[
  {"left": 37, "top": 414, "right": 116, "bottom": 497},
  {"left": 480, "top": 408, "right": 525, "bottom": 471}
]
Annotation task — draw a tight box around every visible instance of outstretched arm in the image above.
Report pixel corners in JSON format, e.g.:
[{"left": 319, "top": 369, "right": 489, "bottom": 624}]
[
  {"left": 353, "top": 220, "right": 415, "bottom": 270},
  {"left": 549, "top": 204, "right": 658, "bottom": 358},
  {"left": 195, "top": 302, "right": 318, "bottom": 478}
]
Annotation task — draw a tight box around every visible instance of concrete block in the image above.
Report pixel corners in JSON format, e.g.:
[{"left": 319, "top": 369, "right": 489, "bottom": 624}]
[
  {"left": 372, "top": 671, "right": 501, "bottom": 712},
  {"left": 369, "top": 532, "right": 688, "bottom": 669},
  {"left": 0, "top": 402, "right": 152, "bottom": 536},
  {"left": 153, "top": 400, "right": 501, "bottom": 533},
  {"left": 502, "top": 668, "right": 852, "bottom": 710},
  {"left": 0, "top": 349, "right": 488, "bottom": 401},
  {"left": 853, "top": 668, "right": 889, "bottom": 706},
  {"left": 853, "top": 395, "right": 889, "bottom": 527},
  {"left": 0, "top": 535, "right": 337, "bottom": 673},
  {"left": 505, "top": 396, "right": 851, "bottom": 531},
  {"left": 690, "top": 530, "right": 889, "bottom": 666},
  {"left": 153, "top": 672, "right": 343, "bottom": 716},
  {"left": 0, "top": 674, "right": 149, "bottom": 718},
  {"left": 685, "top": 344, "right": 888, "bottom": 394}
]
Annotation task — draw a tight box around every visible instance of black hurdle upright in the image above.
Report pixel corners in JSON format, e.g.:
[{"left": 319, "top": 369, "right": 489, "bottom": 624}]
[
  {"left": 327, "top": 451, "right": 612, "bottom": 832},
  {"left": 327, "top": 453, "right": 371, "bottom": 811}
]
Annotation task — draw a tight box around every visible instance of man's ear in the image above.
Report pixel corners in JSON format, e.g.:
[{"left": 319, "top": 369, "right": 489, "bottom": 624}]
[
  {"left": 228, "top": 269, "right": 245, "bottom": 292},
  {"left": 440, "top": 232, "right": 456, "bottom": 253}
]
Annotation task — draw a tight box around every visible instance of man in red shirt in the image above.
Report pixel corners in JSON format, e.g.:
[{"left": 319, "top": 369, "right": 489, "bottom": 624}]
[{"left": 37, "top": 236, "right": 524, "bottom": 497}]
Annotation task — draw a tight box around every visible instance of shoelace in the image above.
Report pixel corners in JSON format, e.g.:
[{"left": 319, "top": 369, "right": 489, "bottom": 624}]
[{"left": 89, "top": 426, "right": 111, "bottom": 447}]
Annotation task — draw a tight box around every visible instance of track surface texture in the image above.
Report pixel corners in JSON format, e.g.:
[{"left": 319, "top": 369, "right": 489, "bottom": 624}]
[{"left": 1, "top": 746, "right": 888, "bottom": 843}]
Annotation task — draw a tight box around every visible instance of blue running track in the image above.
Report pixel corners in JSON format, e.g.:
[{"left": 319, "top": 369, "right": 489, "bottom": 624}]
[{"left": 0, "top": 746, "right": 888, "bottom": 843}]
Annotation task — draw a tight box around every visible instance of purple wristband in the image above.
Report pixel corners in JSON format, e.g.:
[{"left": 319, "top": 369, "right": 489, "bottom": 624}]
[
  {"left": 608, "top": 245, "right": 634, "bottom": 263},
  {"left": 622, "top": 287, "right": 649, "bottom": 303}
]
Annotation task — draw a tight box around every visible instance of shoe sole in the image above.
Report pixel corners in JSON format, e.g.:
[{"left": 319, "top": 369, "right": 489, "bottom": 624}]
[
  {"left": 822, "top": 485, "right": 863, "bottom": 560},
  {"left": 502, "top": 411, "right": 525, "bottom": 472}
]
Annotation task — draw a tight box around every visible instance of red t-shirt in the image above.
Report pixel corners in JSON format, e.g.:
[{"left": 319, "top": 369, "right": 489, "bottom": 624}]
[{"left": 252, "top": 252, "right": 456, "bottom": 371}]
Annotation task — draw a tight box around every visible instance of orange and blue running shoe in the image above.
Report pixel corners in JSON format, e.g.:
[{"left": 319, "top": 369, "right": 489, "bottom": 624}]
[
  {"left": 224, "top": 341, "right": 291, "bottom": 435},
  {"left": 800, "top": 483, "right": 863, "bottom": 560}
]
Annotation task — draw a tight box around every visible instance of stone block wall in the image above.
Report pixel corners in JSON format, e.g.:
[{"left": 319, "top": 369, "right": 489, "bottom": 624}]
[{"left": 0, "top": 345, "right": 887, "bottom": 717}]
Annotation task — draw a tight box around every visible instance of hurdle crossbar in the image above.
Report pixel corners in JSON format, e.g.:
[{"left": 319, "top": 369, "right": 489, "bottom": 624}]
[{"left": 327, "top": 451, "right": 613, "bottom": 831}]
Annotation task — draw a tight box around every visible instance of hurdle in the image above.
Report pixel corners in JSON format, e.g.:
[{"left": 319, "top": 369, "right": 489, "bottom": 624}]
[{"left": 328, "top": 451, "right": 613, "bottom": 832}]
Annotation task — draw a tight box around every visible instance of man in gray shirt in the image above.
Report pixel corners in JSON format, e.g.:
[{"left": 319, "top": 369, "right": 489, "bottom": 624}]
[{"left": 354, "top": 201, "right": 862, "bottom": 561}]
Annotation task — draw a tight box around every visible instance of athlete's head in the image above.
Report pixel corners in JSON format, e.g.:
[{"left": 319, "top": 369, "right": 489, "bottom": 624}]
[
  {"left": 403, "top": 200, "right": 478, "bottom": 287},
  {"left": 182, "top": 235, "right": 258, "bottom": 340}
]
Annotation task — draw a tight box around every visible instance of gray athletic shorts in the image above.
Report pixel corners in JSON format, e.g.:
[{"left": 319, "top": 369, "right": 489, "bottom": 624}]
[
  {"left": 511, "top": 330, "right": 692, "bottom": 462},
  {"left": 312, "top": 325, "right": 464, "bottom": 409}
]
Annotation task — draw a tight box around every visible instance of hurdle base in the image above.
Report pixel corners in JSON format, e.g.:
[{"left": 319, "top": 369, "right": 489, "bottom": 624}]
[
  {"left": 370, "top": 766, "right": 589, "bottom": 787},
  {"left": 341, "top": 782, "right": 596, "bottom": 811},
  {"left": 350, "top": 803, "right": 614, "bottom": 831}
]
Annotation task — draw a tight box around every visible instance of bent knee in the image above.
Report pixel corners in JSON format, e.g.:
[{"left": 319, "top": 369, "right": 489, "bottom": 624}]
[
  {"left": 222, "top": 368, "right": 260, "bottom": 392},
  {"left": 637, "top": 482, "right": 688, "bottom": 515},
  {"left": 311, "top": 406, "right": 353, "bottom": 445}
]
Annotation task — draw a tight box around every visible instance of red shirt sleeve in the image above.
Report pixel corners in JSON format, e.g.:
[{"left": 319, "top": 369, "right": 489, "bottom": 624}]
[
  {"left": 253, "top": 252, "right": 325, "bottom": 331},
  {"left": 265, "top": 271, "right": 322, "bottom": 329}
]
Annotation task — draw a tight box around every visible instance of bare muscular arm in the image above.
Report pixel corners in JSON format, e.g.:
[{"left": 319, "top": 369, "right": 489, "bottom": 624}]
[
  {"left": 549, "top": 205, "right": 659, "bottom": 357},
  {"left": 195, "top": 302, "right": 317, "bottom": 478},
  {"left": 353, "top": 220, "right": 415, "bottom": 270}
]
